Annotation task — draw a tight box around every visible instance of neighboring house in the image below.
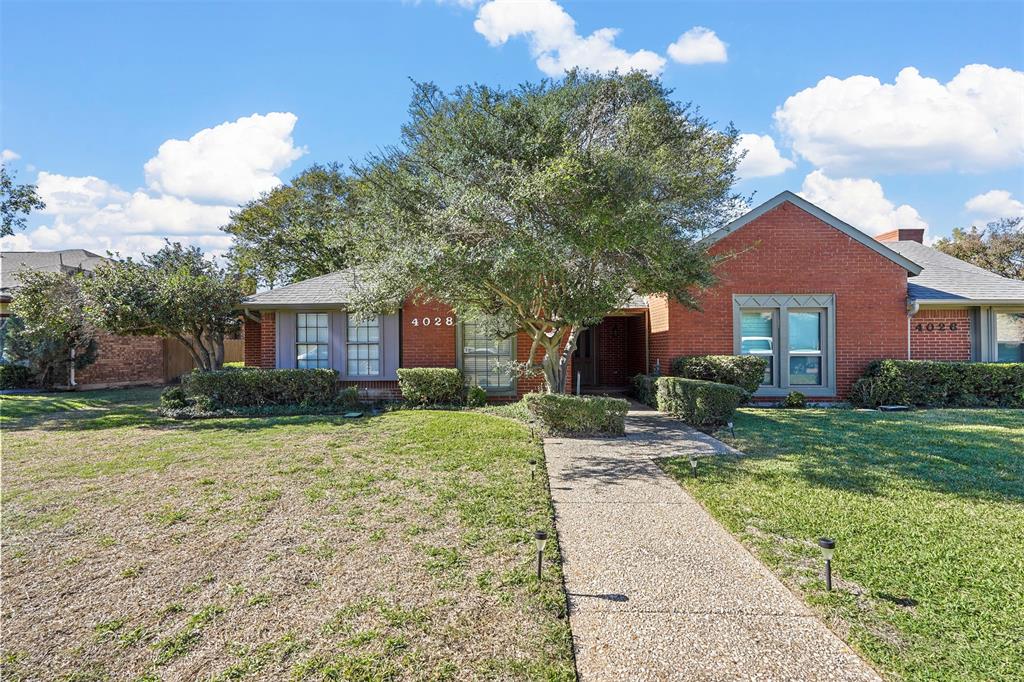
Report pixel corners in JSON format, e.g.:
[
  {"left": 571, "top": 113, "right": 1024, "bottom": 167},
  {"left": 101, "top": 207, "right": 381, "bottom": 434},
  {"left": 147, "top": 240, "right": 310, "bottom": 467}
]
[
  {"left": 0, "top": 249, "right": 242, "bottom": 388},
  {"left": 239, "top": 191, "right": 1024, "bottom": 401}
]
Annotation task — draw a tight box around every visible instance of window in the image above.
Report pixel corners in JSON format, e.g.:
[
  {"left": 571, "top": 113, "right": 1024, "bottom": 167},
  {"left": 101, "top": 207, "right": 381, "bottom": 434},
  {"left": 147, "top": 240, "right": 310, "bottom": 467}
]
[
  {"left": 461, "top": 321, "right": 514, "bottom": 392},
  {"left": 995, "top": 312, "right": 1024, "bottom": 362},
  {"left": 733, "top": 295, "right": 835, "bottom": 395},
  {"left": 296, "top": 313, "right": 329, "bottom": 369},
  {"left": 740, "top": 311, "right": 775, "bottom": 386},
  {"left": 347, "top": 315, "right": 380, "bottom": 376}
]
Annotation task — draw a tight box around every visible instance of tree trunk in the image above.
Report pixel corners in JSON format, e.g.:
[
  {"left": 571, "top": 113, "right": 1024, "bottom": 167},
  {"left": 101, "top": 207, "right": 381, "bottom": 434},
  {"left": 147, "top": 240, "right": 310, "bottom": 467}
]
[{"left": 538, "top": 325, "right": 582, "bottom": 394}]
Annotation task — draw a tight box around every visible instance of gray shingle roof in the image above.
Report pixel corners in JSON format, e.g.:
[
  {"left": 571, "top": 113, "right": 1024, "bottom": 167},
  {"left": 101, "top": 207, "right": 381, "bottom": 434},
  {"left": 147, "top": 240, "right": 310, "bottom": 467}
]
[
  {"left": 1, "top": 249, "right": 107, "bottom": 298},
  {"left": 887, "top": 241, "right": 1024, "bottom": 303},
  {"left": 241, "top": 269, "right": 361, "bottom": 308}
]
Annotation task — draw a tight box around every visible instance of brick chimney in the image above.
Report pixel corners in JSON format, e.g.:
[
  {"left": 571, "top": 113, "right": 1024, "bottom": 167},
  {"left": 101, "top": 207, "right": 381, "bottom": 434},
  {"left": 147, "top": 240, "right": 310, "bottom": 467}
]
[{"left": 876, "top": 228, "right": 925, "bottom": 243}]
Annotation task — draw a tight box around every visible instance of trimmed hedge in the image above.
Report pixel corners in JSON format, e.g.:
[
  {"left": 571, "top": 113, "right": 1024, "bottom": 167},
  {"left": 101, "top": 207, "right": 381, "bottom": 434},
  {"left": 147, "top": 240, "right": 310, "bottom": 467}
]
[
  {"left": 181, "top": 367, "right": 339, "bottom": 408},
  {"left": 656, "top": 377, "right": 746, "bottom": 431},
  {"left": 671, "top": 355, "right": 768, "bottom": 394},
  {"left": 850, "top": 359, "right": 1024, "bottom": 408},
  {"left": 396, "top": 368, "right": 465, "bottom": 406},
  {"left": 632, "top": 374, "right": 658, "bottom": 408},
  {"left": 0, "top": 364, "right": 33, "bottom": 389},
  {"left": 523, "top": 393, "right": 629, "bottom": 436}
]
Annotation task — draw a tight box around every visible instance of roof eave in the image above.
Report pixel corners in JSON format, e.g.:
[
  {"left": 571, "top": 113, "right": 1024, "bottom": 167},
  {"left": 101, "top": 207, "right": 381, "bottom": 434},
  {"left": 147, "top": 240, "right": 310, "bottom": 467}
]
[{"left": 913, "top": 298, "right": 1024, "bottom": 307}]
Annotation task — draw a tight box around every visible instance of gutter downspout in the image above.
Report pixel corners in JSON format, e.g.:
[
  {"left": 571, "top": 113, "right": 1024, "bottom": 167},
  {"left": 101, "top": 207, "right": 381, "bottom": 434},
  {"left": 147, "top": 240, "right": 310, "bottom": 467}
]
[{"left": 906, "top": 298, "right": 920, "bottom": 360}]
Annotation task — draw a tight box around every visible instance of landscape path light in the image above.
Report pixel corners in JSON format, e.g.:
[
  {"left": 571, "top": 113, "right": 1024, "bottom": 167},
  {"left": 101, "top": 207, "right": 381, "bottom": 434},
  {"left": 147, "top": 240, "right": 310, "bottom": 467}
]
[
  {"left": 534, "top": 530, "right": 548, "bottom": 580},
  {"left": 529, "top": 459, "right": 537, "bottom": 480},
  {"left": 818, "top": 537, "right": 835, "bottom": 591},
  {"left": 688, "top": 454, "right": 698, "bottom": 478}
]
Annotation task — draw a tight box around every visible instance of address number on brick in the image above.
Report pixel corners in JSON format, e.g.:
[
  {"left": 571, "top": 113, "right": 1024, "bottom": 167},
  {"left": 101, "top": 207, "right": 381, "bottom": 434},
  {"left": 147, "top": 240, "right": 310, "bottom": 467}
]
[
  {"left": 410, "top": 317, "right": 455, "bottom": 327},
  {"left": 915, "top": 322, "right": 958, "bottom": 332}
]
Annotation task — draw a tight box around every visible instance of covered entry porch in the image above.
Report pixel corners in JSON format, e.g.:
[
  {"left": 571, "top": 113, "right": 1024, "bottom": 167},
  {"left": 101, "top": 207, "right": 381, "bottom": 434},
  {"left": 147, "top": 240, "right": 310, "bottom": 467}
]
[{"left": 572, "top": 307, "right": 648, "bottom": 394}]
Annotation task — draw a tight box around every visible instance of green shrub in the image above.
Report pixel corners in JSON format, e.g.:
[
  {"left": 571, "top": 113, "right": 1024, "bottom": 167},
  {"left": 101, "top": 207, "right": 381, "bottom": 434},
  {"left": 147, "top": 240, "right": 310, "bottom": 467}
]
[
  {"left": 780, "top": 391, "right": 807, "bottom": 409},
  {"left": 0, "top": 363, "right": 33, "bottom": 389},
  {"left": 396, "top": 368, "right": 465, "bottom": 406},
  {"left": 850, "top": 360, "right": 1024, "bottom": 408},
  {"left": 181, "top": 368, "right": 338, "bottom": 408},
  {"left": 631, "top": 374, "right": 658, "bottom": 408},
  {"left": 671, "top": 355, "right": 768, "bottom": 394},
  {"left": 523, "top": 393, "right": 629, "bottom": 436},
  {"left": 466, "top": 385, "right": 488, "bottom": 408},
  {"left": 160, "top": 385, "right": 188, "bottom": 409},
  {"left": 656, "top": 377, "right": 746, "bottom": 431},
  {"left": 334, "top": 386, "right": 361, "bottom": 410}
]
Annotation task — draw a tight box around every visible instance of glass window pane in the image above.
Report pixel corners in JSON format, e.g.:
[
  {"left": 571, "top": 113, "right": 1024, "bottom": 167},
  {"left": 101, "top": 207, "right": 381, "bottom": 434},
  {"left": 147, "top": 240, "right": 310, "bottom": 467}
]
[
  {"left": 996, "top": 313, "right": 1024, "bottom": 362},
  {"left": 789, "top": 311, "right": 821, "bottom": 352},
  {"left": 462, "top": 321, "right": 514, "bottom": 390},
  {"left": 790, "top": 356, "right": 822, "bottom": 385},
  {"left": 740, "top": 311, "right": 775, "bottom": 386}
]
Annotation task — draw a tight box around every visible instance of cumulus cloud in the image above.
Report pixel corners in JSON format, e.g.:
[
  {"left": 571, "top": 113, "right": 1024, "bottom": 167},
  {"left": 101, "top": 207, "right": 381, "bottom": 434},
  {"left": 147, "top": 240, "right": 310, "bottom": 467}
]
[
  {"left": 1, "top": 113, "right": 304, "bottom": 258},
  {"left": 799, "top": 170, "right": 928, "bottom": 235},
  {"left": 473, "top": 0, "right": 666, "bottom": 76},
  {"left": 965, "top": 190, "right": 1024, "bottom": 223},
  {"left": 667, "top": 27, "right": 727, "bottom": 64},
  {"left": 775, "top": 65, "right": 1024, "bottom": 174},
  {"left": 736, "top": 133, "right": 794, "bottom": 179},
  {"left": 1, "top": 149, "right": 21, "bottom": 162},
  {"left": 144, "top": 112, "right": 306, "bottom": 205}
]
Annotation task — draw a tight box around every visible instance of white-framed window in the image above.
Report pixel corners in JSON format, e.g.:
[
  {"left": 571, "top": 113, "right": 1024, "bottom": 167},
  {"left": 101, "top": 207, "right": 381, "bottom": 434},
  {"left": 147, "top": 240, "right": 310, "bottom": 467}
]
[
  {"left": 460, "top": 321, "right": 515, "bottom": 393},
  {"left": 347, "top": 315, "right": 380, "bottom": 376},
  {"left": 297, "top": 313, "right": 329, "bottom": 369},
  {"left": 995, "top": 312, "right": 1024, "bottom": 362},
  {"left": 733, "top": 295, "right": 835, "bottom": 395}
]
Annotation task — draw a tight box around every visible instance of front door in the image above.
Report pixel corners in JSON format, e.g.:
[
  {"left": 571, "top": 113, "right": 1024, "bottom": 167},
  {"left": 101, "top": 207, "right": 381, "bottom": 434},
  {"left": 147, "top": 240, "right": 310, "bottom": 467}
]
[{"left": 573, "top": 327, "right": 597, "bottom": 387}]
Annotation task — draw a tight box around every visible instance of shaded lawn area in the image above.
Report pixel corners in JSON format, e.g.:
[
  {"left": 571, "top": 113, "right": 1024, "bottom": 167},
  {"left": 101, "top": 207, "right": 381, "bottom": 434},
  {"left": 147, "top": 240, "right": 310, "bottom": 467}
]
[
  {"left": 0, "top": 388, "right": 573, "bottom": 681},
  {"left": 662, "top": 408, "right": 1024, "bottom": 682}
]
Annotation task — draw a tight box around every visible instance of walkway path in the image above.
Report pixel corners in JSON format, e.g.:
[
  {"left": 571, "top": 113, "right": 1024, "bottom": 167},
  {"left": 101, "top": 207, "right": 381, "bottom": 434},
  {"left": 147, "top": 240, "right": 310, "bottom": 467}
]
[{"left": 545, "top": 406, "right": 880, "bottom": 681}]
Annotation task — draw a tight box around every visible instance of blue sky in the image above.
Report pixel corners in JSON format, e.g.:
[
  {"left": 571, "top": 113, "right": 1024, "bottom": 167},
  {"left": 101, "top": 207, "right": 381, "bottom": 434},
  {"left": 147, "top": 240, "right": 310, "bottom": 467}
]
[{"left": 2, "top": 0, "right": 1022, "bottom": 256}]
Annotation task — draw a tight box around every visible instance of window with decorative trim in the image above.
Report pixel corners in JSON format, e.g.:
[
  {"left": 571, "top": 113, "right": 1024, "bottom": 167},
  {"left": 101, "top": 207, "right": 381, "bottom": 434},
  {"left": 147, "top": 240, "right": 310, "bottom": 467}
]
[
  {"left": 296, "top": 313, "right": 329, "bottom": 369},
  {"left": 733, "top": 295, "right": 836, "bottom": 396},
  {"left": 347, "top": 315, "right": 380, "bottom": 376},
  {"left": 459, "top": 321, "right": 515, "bottom": 394}
]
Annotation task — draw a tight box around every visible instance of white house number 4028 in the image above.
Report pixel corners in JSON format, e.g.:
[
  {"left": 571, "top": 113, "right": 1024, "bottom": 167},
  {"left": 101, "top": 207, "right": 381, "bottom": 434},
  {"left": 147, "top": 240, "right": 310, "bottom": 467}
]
[{"left": 410, "top": 317, "right": 454, "bottom": 327}]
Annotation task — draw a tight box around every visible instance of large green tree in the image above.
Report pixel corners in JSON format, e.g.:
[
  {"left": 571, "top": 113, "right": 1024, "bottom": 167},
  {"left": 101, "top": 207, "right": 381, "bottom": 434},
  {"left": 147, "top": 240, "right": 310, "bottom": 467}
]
[
  {"left": 6, "top": 271, "right": 98, "bottom": 387},
  {"left": 349, "top": 71, "right": 741, "bottom": 393},
  {"left": 84, "top": 242, "right": 243, "bottom": 371},
  {"left": 1, "top": 165, "right": 46, "bottom": 237},
  {"left": 223, "top": 163, "right": 354, "bottom": 289},
  {"left": 933, "top": 217, "right": 1024, "bottom": 281}
]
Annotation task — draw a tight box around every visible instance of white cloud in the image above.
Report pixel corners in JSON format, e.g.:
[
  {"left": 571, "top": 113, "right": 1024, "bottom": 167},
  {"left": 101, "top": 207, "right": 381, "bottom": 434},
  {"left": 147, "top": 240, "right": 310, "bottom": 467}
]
[
  {"left": 965, "top": 190, "right": 1024, "bottom": 223},
  {"left": 667, "top": 27, "right": 727, "bottom": 64},
  {"left": 1, "top": 149, "right": 21, "bottom": 162},
  {"left": 799, "top": 170, "right": 928, "bottom": 235},
  {"left": 144, "top": 112, "right": 306, "bottom": 205},
  {"left": 473, "top": 0, "right": 666, "bottom": 76},
  {"left": 3, "top": 112, "right": 304, "bottom": 258},
  {"left": 775, "top": 64, "right": 1024, "bottom": 174},
  {"left": 736, "top": 133, "right": 794, "bottom": 179}
]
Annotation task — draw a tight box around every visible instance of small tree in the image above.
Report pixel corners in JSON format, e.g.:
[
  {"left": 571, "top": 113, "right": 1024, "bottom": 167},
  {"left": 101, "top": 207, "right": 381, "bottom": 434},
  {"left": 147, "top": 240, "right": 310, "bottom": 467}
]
[
  {"left": 350, "top": 71, "right": 741, "bottom": 392},
  {"left": 84, "top": 242, "right": 243, "bottom": 371},
  {"left": 1, "top": 165, "right": 46, "bottom": 236},
  {"left": 7, "top": 271, "right": 98, "bottom": 387},
  {"left": 224, "top": 163, "right": 354, "bottom": 289},
  {"left": 933, "top": 217, "right": 1024, "bottom": 281}
]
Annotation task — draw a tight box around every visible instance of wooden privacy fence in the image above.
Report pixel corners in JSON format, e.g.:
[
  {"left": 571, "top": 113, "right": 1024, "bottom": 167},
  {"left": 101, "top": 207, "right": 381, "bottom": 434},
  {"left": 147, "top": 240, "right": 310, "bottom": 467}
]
[{"left": 163, "top": 338, "right": 244, "bottom": 381}]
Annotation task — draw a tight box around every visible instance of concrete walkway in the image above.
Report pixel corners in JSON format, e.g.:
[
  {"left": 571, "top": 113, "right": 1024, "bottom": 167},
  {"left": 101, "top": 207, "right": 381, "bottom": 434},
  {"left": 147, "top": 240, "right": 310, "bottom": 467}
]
[{"left": 545, "top": 406, "right": 880, "bottom": 681}]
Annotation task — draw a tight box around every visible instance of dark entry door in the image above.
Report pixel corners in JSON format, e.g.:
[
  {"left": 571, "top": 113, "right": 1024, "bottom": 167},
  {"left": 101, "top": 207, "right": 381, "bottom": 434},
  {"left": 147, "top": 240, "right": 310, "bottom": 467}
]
[{"left": 573, "top": 328, "right": 597, "bottom": 387}]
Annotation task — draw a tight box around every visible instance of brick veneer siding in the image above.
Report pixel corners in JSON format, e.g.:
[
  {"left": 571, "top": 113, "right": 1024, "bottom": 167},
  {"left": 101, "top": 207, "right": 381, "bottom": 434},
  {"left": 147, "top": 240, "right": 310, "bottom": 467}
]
[
  {"left": 593, "top": 316, "right": 645, "bottom": 387},
  {"left": 649, "top": 201, "right": 910, "bottom": 399},
  {"left": 243, "top": 317, "right": 262, "bottom": 367},
  {"left": 75, "top": 332, "right": 165, "bottom": 387},
  {"left": 402, "top": 299, "right": 457, "bottom": 368},
  {"left": 258, "top": 312, "right": 276, "bottom": 368},
  {"left": 910, "top": 309, "right": 972, "bottom": 361}
]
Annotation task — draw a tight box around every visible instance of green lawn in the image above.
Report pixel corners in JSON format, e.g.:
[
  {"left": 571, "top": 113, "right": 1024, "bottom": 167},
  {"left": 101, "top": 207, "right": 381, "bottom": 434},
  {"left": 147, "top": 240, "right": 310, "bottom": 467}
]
[
  {"left": 0, "top": 388, "right": 573, "bottom": 681},
  {"left": 662, "top": 408, "right": 1024, "bottom": 682}
]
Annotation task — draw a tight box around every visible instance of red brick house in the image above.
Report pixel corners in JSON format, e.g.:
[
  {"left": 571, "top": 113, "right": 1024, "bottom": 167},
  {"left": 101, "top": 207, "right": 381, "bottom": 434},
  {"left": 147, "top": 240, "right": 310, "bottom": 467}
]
[{"left": 240, "top": 192, "right": 1024, "bottom": 401}]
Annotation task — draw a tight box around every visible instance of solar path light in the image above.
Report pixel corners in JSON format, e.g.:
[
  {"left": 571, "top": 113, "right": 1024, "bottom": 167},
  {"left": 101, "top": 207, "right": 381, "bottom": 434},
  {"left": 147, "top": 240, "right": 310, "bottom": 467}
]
[
  {"left": 534, "top": 530, "right": 548, "bottom": 580},
  {"left": 529, "top": 459, "right": 537, "bottom": 480},
  {"left": 818, "top": 537, "right": 835, "bottom": 591},
  {"left": 688, "top": 454, "right": 698, "bottom": 478}
]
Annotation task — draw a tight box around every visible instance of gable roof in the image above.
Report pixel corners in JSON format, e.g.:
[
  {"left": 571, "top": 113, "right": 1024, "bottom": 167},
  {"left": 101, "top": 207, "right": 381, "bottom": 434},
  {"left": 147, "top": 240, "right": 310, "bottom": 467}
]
[
  {"left": 241, "top": 269, "right": 361, "bottom": 309},
  {"left": 0, "top": 249, "right": 108, "bottom": 300},
  {"left": 885, "top": 240, "right": 1024, "bottom": 304},
  {"left": 699, "top": 191, "right": 923, "bottom": 276}
]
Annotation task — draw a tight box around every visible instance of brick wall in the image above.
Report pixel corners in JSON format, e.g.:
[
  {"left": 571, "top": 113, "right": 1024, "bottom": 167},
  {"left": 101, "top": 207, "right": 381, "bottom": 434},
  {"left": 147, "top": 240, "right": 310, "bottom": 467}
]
[
  {"left": 649, "top": 201, "right": 910, "bottom": 398},
  {"left": 402, "top": 299, "right": 457, "bottom": 368},
  {"left": 76, "top": 332, "right": 165, "bottom": 386},
  {"left": 910, "top": 309, "right": 972, "bottom": 361},
  {"left": 243, "top": 316, "right": 262, "bottom": 367},
  {"left": 592, "top": 316, "right": 645, "bottom": 387},
  {"left": 258, "top": 312, "right": 276, "bottom": 368}
]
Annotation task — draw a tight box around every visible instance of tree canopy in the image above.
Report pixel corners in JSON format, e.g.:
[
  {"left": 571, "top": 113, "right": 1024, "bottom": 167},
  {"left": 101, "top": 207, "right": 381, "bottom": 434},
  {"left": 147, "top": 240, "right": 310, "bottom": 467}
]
[
  {"left": 1, "top": 165, "right": 45, "bottom": 237},
  {"left": 349, "top": 70, "right": 741, "bottom": 392},
  {"left": 223, "top": 163, "right": 354, "bottom": 290},
  {"left": 83, "top": 242, "right": 243, "bottom": 371},
  {"left": 933, "top": 217, "right": 1024, "bottom": 281}
]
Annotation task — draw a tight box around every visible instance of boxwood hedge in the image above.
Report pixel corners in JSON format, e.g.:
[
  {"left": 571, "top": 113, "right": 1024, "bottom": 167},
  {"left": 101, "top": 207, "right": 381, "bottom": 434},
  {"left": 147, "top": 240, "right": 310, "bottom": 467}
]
[
  {"left": 181, "top": 367, "right": 339, "bottom": 408},
  {"left": 671, "top": 355, "right": 768, "bottom": 394},
  {"left": 850, "top": 359, "right": 1024, "bottom": 408},
  {"left": 396, "top": 368, "right": 465, "bottom": 406},
  {"left": 656, "top": 376, "right": 747, "bottom": 431},
  {"left": 523, "top": 393, "right": 629, "bottom": 436}
]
